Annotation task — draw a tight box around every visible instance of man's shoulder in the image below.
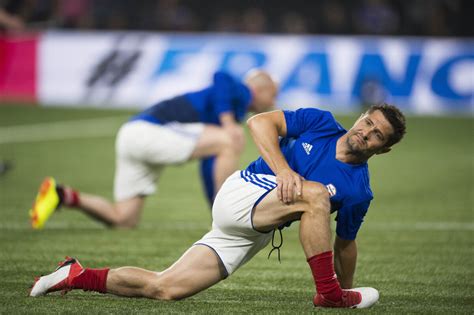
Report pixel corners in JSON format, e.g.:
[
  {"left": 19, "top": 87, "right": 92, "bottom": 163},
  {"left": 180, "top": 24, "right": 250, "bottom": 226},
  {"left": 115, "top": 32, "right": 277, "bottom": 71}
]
[
  {"left": 292, "top": 107, "right": 332, "bottom": 117},
  {"left": 213, "top": 71, "right": 238, "bottom": 84},
  {"left": 294, "top": 108, "right": 346, "bottom": 132}
]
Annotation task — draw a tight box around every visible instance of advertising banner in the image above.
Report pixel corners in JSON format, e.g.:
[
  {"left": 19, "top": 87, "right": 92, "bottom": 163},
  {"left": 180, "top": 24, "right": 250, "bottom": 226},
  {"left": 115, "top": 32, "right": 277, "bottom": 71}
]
[
  {"left": 0, "top": 33, "right": 38, "bottom": 103},
  {"left": 36, "top": 31, "right": 474, "bottom": 114}
]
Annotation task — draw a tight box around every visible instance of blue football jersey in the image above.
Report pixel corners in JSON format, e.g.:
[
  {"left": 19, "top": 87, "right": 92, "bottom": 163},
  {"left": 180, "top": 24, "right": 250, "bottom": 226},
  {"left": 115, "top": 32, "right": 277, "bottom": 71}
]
[
  {"left": 131, "top": 72, "right": 252, "bottom": 125},
  {"left": 246, "top": 108, "right": 373, "bottom": 240}
]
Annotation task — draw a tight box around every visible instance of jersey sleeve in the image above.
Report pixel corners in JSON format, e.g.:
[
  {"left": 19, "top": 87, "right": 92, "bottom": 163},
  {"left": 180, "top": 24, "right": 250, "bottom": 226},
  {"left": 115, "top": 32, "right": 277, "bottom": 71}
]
[
  {"left": 335, "top": 200, "right": 370, "bottom": 240},
  {"left": 211, "top": 71, "right": 235, "bottom": 117},
  {"left": 283, "top": 108, "right": 333, "bottom": 137}
]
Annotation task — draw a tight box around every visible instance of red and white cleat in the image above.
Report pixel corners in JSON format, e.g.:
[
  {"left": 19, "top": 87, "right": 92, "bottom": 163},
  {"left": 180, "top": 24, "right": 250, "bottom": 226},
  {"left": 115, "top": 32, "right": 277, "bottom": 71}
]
[
  {"left": 29, "top": 257, "right": 84, "bottom": 297},
  {"left": 314, "top": 287, "right": 379, "bottom": 308}
]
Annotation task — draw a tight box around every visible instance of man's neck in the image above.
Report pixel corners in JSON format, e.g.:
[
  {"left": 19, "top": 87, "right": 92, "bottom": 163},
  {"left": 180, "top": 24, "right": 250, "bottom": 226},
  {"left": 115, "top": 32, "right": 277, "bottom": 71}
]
[{"left": 336, "top": 136, "right": 368, "bottom": 165}]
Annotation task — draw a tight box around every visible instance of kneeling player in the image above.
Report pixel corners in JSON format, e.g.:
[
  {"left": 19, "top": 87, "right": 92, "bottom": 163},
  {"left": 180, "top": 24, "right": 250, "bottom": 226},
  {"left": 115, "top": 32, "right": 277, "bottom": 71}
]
[
  {"left": 30, "top": 104, "right": 406, "bottom": 308},
  {"left": 29, "top": 70, "right": 277, "bottom": 229}
]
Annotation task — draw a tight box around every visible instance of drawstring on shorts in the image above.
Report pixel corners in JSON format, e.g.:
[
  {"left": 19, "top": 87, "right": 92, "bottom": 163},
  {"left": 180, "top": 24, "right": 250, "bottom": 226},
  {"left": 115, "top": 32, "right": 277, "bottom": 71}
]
[{"left": 267, "top": 228, "right": 283, "bottom": 263}]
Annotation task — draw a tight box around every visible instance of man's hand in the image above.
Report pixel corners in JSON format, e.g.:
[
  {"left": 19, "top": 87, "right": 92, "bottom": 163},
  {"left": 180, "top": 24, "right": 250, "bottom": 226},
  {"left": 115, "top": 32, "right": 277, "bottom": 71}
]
[
  {"left": 223, "top": 122, "right": 245, "bottom": 153},
  {"left": 276, "top": 168, "right": 304, "bottom": 203}
]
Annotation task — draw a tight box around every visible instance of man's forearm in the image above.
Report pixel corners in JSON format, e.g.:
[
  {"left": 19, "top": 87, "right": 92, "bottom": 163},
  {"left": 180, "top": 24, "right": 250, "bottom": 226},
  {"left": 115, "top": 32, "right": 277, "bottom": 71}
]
[
  {"left": 219, "top": 112, "right": 236, "bottom": 126},
  {"left": 247, "top": 112, "right": 290, "bottom": 174},
  {"left": 334, "top": 237, "right": 357, "bottom": 289}
]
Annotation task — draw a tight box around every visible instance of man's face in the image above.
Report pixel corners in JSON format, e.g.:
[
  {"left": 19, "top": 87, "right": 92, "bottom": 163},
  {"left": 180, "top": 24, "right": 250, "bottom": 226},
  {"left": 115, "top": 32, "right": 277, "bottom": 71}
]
[{"left": 346, "top": 110, "right": 394, "bottom": 157}]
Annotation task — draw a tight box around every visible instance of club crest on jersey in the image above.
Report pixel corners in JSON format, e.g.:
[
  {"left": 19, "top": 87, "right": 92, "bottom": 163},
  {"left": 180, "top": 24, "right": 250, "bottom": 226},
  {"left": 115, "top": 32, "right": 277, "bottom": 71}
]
[
  {"left": 302, "top": 142, "right": 313, "bottom": 155},
  {"left": 326, "top": 184, "right": 337, "bottom": 197}
]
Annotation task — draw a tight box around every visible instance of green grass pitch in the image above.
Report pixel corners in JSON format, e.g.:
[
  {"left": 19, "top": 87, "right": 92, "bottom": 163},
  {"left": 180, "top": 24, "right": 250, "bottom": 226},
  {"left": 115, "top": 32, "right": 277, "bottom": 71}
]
[{"left": 0, "top": 104, "right": 472, "bottom": 314}]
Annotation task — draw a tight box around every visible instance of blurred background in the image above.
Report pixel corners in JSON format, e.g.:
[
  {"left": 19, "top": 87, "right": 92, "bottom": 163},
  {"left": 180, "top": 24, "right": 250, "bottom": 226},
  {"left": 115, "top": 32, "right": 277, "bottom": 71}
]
[
  {"left": 0, "top": 0, "right": 472, "bottom": 114},
  {"left": 0, "top": 2, "right": 472, "bottom": 313},
  {"left": 0, "top": 0, "right": 472, "bottom": 36}
]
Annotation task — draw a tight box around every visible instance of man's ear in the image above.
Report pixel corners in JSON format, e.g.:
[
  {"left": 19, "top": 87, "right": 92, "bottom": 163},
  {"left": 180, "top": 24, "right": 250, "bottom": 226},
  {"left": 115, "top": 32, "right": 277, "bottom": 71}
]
[{"left": 376, "top": 147, "right": 391, "bottom": 155}]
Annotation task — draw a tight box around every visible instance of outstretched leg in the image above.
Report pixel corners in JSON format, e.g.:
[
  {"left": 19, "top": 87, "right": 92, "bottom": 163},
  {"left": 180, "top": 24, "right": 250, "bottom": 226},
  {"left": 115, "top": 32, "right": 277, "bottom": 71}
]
[
  {"left": 30, "top": 177, "right": 145, "bottom": 229},
  {"left": 30, "top": 245, "right": 226, "bottom": 300},
  {"left": 107, "top": 245, "right": 226, "bottom": 300},
  {"left": 54, "top": 182, "right": 145, "bottom": 228},
  {"left": 70, "top": 193, "right": 145, "bottom": 228},
  {"left": 30, "top": 177, "right": 144, "bottom": 229}
]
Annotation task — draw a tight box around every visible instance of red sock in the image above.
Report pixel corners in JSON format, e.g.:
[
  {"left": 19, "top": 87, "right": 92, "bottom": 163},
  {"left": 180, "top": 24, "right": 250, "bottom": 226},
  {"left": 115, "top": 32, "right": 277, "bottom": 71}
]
[
  {"left": 61, "top": 187, "right": 80, "bottom": 207},
  {"left": 307, "top": 251, "right": 343, "bottom": 302},
  {"left": 71, "top": 268, "right": 109, "bottom": 293}
]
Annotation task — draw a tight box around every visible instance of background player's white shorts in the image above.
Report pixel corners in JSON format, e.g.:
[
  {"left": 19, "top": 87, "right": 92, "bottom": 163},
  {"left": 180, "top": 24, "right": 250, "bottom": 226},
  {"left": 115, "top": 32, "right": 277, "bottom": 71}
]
[
  {"left": 194, "top": 170, "right": 278, "bottom": 276},
  {"left": 114, "top": 120, "right": 204, "bottom": 201}
]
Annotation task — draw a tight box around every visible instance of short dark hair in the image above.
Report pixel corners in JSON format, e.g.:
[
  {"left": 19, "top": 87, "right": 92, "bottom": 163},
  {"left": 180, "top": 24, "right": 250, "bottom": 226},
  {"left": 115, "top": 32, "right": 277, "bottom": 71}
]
[{"left": 367, "top": 103, "right": 406, "bottom": 148}]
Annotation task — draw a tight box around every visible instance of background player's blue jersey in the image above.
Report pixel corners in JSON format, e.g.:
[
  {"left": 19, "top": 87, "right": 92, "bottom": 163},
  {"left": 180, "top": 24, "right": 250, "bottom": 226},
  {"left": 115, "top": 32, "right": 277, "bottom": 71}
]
[
  {"left": 246, "top": 108, "right": 373, "bottom": 240},
  {"left": 130, "top": 71, "right": 252, "bottom": 207},
  {"left": 131, "top": 71, "right": 252, "bottom": 125}
]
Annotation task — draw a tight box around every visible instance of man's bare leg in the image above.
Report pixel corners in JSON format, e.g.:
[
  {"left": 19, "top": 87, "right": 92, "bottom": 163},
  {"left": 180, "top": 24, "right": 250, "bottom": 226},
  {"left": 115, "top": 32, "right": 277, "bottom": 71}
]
[
  {"left": 252, "top": 181, "right": 332, "bottom": 258},
  {"left": 253, "top": 181, "right": 351, "bottom": 305},
  {"left": 30, "top": 245, "right": 225, "bottom": 299},
  {"left": 106, "top": 245, "right": 225, "bottom": 300},
  {"left": 73, "top": 194, "right": 145, "bottom": 228},
  {"left": 60, "top": 125, "right": 237, "bottom": 227}
]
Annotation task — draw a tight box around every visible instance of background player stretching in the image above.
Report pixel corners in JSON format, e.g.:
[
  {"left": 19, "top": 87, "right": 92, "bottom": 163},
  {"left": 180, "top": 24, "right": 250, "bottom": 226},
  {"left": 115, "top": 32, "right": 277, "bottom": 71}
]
[{"left": 30, "top": 70, "right": 278, "bottom": 229}]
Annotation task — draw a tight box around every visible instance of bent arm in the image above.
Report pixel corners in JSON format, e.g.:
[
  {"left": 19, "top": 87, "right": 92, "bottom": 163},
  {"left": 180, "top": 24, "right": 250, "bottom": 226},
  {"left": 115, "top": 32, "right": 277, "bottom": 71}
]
[
  {"left": 248, "top": 111, "right": 303, "bottom": 202},
  {"left": 247, "top": 110, "right": 289, "bottom": 174},
  {"left": 219, "top": 111, "right": 237, "bottom": 127},
  {"left": 334, "top": 236, "right": 357, "bottom": 289}
]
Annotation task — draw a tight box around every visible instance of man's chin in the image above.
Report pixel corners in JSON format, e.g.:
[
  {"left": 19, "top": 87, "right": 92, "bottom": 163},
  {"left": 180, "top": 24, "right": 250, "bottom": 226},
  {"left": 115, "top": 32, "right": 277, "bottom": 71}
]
[{"left": 347, "top": 140, "right": 361, "bottom": 152}]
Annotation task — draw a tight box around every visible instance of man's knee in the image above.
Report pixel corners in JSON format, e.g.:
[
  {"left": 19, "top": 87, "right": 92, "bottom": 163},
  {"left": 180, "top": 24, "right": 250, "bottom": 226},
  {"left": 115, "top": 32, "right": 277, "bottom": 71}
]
[
  {"left": 110, "top": 199, "right": 143, "bottom": 228},
  {"left": 147, "top": 277, "right": 182, "bottom": 301},
  {"left": 217, "top": 131, "right": 233, "bottom": 149},
  {"left": 301, "top": 181, "right": 330, "bottom": 210},
  {"left": 110, "top": 210, "right": 140, "bottom": 229},
  {"left": 212, "top": 129, "right": 245, "bottom": 155}
]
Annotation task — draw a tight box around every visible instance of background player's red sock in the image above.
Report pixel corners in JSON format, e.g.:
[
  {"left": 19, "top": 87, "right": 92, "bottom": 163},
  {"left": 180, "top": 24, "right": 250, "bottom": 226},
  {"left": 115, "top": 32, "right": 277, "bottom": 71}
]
[
  {"left": 70, "top": 268, "right": 109, "bottom": 293},
  {"left": 58, "top": 186, "right": 80, "bottom": 207},
  {"left": 307, "top": 251, "right": 343, "bottom": 302}
]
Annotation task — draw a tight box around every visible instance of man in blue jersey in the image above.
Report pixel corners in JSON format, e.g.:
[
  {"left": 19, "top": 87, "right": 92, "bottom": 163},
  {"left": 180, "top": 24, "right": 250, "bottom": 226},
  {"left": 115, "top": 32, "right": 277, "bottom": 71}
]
[
  {"left": 29, "top": 70, "right": 278, "bottom": 229},
  {"left": 30, "top": 104, "right": 406, "bottom": 309}
]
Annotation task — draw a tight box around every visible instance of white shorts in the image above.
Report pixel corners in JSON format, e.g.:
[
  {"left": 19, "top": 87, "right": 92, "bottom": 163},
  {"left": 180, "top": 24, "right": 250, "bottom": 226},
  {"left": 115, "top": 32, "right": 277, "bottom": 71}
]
[
  {"left": 194, "top": 170, "right": 278, "bottom": 276},
  {"left": 114, "top": 120, "right": 204, "bottom": 201}
]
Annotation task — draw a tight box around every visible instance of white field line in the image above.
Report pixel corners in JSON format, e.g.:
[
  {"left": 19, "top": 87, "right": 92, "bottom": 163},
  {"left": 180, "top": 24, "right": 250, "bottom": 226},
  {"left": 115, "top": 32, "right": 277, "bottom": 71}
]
[
  {"left": 0, "top": 116, "right": 126, "bottom": 144},
  {"left": 0, "top": 221, "right": 472, "bottom": 231}
]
